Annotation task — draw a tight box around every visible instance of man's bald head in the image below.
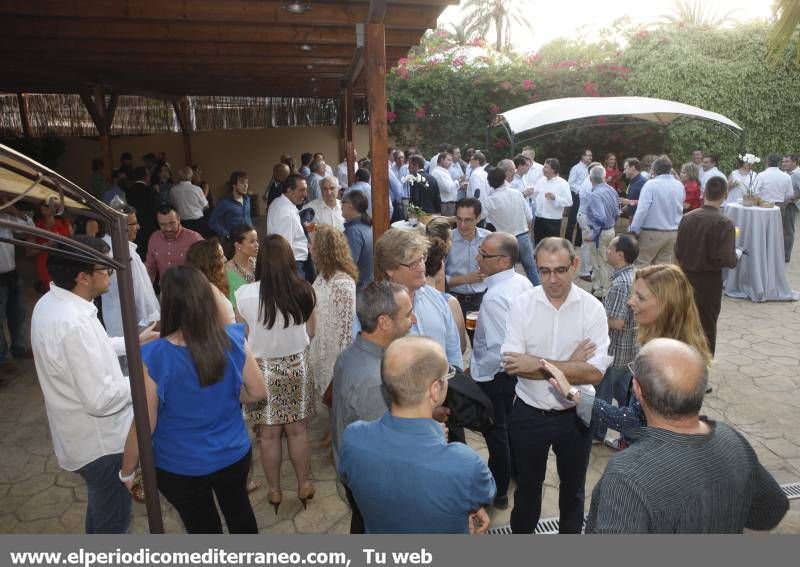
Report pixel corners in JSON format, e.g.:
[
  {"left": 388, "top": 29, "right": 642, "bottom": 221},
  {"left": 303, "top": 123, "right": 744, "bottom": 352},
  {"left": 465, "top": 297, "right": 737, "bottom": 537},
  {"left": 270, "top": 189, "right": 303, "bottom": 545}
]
[
  {"left": 632, "top": 338, "right": 708, "bottom": 420},
  {"left": 382, "top": 336, "right": 449, "bottom": 408},
  {"left": 485, "top": 232, "right": 519, "bottom": 268},
  {"left": 273, "top": 163, "right": 290, "bottom": 182}
]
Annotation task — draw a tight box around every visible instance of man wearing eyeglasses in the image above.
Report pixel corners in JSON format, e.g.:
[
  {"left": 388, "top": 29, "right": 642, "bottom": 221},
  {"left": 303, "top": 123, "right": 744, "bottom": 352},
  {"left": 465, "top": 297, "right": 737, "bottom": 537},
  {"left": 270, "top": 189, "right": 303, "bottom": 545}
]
[
  {"left": 445, "top": 198, "right": 489, "bottom": 318},
  {"left": 501, "top": 237, "right": 612, "bottom": 534},
  {"left": 31, "top": 236, "right": 158, "bottom": 533},
  {"left": 470, "top": 232, "right": 533, "bottom": 510},
  {"left": 145, "top": 205, "right": 202, "bottom": 283}
]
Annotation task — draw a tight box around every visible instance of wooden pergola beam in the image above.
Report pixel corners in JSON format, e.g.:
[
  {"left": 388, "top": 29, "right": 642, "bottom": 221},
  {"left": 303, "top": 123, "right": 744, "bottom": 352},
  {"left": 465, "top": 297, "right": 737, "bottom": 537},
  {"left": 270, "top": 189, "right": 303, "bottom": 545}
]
[
  {"left": 79, "top": 84, "right": 116, "bottom": 184},
  {"left": 3, "top": 17, "right": 425, "bottom": 46},
  {"left": 172, "top": 98, "right": 193, "bottom": 166},
  {"left": 16, "top": 93, "right": 32, "bottom": 139},
  {"left": 0, "top": 0, "right": 447, "bottom": 30}
]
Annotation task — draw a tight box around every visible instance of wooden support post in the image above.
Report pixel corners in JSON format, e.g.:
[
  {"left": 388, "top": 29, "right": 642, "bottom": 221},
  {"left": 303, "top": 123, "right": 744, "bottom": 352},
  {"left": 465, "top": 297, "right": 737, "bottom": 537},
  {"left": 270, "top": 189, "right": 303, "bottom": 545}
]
[
  {"left": 172, "top": 98, "right": 194, "bottom": 166},
  {"left": 345, "top": 85, "right": 355, "bottom": 187},
  {"left": 365, "top": 22, "right": 388, "bottom": 240},
  {"left": 16, "top": 94, "right": 32, "bottom": 138},
  {"left": 81, "top": 85, "right": 116, "bottom": 186}
]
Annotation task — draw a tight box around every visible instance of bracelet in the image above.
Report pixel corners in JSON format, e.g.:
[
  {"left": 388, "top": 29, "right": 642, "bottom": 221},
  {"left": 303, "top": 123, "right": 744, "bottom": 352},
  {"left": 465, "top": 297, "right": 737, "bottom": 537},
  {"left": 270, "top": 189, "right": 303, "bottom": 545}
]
[{"left": 118, "top": 469, "right": 137, "bottom": 483}]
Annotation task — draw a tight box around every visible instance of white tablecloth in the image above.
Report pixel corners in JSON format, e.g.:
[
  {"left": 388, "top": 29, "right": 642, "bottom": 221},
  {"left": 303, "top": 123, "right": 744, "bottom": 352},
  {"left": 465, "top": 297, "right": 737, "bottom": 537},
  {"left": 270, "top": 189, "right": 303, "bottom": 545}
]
[{"left": 723, "top": 203, "right": 798, "bottom": 302}]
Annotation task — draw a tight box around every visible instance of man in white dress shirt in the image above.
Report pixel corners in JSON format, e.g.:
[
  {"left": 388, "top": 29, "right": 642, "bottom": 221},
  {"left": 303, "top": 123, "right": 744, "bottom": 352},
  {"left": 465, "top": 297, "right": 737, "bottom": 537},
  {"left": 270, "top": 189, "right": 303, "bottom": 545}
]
[
  {"left": 470, "top": 232, "right": 533, "bottom": 510},
  {"left": 313, "top": 152, "right": 334, "bottom": 177},
  {"left": 782, "top": 153, "right": 800, "bottom": 262},
  {"left": 337, "top": 148, "right": 357, "bottom": 190},
  {"left": 483, "top": 168, "right": 540, "bottom": 285},
  {"left": 301, "top": 175, "right": 345, "bottom": 231},
  {"left": 501, "top": 237, "right": 612, "bottom": 534},
  {"left": 466, "top": 151, "right": 490, "bottom": 200},
  {"left": 532, "top": 158, "right": 572, "bottom": 244},
  {"left": 566, "top": 149, "right": 592, "bottom": 244},
  {"left": 700, "top": 154, "right": 726, "bottom": 193},
  {"left": 31, "top": 236, "right": 157, "bottom": 533},
  {"left": 307, "top": 159, "right": 326, "bottom": 202},
  {"left": 430, "top": 152, "right": 459, "bottom": 216},
  {"left": 169, "top": 165, "right": 208, "bottom": 235},
  {"left": 267, "top": 173, "right": 312, "bottom": 280},
  {"left": 755, "top": 153, "right": 794, "bottom": 262}
]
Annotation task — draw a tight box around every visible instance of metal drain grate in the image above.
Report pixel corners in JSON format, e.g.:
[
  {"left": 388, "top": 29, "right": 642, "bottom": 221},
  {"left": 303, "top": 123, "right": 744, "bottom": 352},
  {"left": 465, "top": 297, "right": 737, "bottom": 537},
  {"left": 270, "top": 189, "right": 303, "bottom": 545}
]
[
  {"left": 783, "top": 482, "right": 800, "bottom": 500},
  {"left": 488, "top": 482, "right": 800, "bottom": 534}
]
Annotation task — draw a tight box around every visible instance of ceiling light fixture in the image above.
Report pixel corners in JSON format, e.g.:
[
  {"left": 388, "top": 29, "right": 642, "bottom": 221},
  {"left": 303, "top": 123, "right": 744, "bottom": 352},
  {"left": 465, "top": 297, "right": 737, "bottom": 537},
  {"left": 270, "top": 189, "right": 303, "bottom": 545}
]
[
  {"left": 306, "top": 64, "right": 314, "bottom": 70},
  {"left": 299, "top": 44, "right": 313, "bottom": 52},
  {"left": 283, "top": 2, "right": 311, "bottom": 14}
]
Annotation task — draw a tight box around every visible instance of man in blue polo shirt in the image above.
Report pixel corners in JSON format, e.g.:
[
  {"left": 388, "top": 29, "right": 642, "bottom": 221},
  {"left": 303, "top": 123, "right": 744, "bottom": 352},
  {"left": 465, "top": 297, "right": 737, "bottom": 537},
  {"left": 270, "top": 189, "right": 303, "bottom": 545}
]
[{"left": 339, "top": 336, "right": 495, "bottom": 534}]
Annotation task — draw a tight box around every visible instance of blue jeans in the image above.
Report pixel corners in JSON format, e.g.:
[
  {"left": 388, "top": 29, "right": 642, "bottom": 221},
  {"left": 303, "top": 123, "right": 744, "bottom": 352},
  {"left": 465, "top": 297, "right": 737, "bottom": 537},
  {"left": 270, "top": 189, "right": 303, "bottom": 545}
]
[
  {"left": 76, "top": 453, "right": 132, "bottom": 534},
  {"left": 590, "top": 366, "right": 633, "bottom": 441},
  {"left": 509, "top": 400, "right": 592, "bottom": 534},
  {"left": 0, "top": 269, "right": 27, "bottom": 362},
  {"left": 516, "top": 232, "right": 540, "bottom": 286}
]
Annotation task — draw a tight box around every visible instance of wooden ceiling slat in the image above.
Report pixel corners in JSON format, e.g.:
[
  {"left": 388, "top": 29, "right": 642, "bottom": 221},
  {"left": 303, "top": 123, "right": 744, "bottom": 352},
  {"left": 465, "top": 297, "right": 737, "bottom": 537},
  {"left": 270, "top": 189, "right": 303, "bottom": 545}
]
[{"left": 4, "top": 16, "right": 424, "bottom": 46}]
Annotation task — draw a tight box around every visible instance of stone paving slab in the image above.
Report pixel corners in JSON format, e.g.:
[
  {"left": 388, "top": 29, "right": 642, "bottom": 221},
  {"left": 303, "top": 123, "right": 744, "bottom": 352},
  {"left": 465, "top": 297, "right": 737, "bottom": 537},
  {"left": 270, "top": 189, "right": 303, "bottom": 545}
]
[{"left": 1, "top": 245, "right": 799, "bottom": 534}]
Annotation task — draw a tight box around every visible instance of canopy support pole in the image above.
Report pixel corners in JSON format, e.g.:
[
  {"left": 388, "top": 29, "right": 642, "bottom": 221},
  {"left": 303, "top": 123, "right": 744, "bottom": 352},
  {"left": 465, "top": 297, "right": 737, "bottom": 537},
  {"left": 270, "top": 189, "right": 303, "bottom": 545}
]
[{"left": 366, "top": 21, "right": 389, "bottom": 241}]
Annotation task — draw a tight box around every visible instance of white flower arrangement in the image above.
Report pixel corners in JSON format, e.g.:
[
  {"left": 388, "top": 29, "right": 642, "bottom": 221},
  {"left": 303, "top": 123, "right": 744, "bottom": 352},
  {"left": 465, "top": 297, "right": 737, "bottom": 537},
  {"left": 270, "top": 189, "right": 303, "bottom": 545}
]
[
  {"left": 738, "top": 153, "right": 761, "bottom": 165},
  {"left": 401, "top": 173, "right": 429, "bottom": 187}
]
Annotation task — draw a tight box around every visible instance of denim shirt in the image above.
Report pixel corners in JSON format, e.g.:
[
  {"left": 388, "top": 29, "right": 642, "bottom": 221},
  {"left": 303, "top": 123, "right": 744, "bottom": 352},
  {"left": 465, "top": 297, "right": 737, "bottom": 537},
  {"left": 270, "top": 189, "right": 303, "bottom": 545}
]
[{"left": 208, "top": 195, "right": 252, "bottom": 238}]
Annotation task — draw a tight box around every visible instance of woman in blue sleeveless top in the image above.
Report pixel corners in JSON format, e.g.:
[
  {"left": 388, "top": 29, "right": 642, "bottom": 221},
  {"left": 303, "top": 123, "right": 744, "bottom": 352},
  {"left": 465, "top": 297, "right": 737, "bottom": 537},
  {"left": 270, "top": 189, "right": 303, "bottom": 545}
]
[{"left": 120, "top": 266, "right": 266, "bottom": 533}]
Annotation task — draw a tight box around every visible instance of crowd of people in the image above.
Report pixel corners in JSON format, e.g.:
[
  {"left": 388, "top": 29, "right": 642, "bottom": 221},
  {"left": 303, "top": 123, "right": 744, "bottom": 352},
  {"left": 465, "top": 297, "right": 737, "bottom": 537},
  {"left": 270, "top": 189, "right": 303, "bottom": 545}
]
[{"left": 4, "top": 142, "right": 794, "bottom": 536}]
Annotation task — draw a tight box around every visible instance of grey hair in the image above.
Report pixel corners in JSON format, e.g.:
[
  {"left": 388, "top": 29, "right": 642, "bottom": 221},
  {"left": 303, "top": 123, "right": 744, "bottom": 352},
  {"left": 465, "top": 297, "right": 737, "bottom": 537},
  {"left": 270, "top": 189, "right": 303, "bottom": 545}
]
[
  {"left": 485, "top": 232, "right": 519, "bottom": 265},
  {"left": 632, "top": 342, "right": 708, "bottom": 419},
  {"left": 356, "top": 281, "right": 408, "bottom": 333},
  {"left": 381, "top": 336, "right": 448, "bottom": 407},
  {"left": 310, "top": 159, "right": 325, "bottom": 174},
  {"left": 534, "top": 236, "right": 576, "bottom": 263},
  {"left": 320, "top": 175, "right": 339, "bottom": 190},
  {"left": 589, "top": 165, "right": 606, "bottom": 183},
  {"left": 497, "top": 159, "right": 515, "bottom": 175},
  {"left": 177, "top": 165, "right": 194, "bottom": 181}
]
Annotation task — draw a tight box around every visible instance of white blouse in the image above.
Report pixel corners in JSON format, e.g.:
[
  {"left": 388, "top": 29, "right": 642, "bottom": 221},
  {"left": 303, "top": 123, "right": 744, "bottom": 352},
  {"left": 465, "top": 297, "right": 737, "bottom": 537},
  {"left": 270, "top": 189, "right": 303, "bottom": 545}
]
[{"left": 235, "top": 281, "right": 309, "bottom": 358}]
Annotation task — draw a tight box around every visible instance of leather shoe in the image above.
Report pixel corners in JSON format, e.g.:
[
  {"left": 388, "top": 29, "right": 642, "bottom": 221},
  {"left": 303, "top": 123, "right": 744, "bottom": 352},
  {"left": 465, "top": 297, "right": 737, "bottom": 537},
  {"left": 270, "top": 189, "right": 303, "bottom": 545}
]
[{"left": 493, "top": 495, "right": 509, "bottom": 510}]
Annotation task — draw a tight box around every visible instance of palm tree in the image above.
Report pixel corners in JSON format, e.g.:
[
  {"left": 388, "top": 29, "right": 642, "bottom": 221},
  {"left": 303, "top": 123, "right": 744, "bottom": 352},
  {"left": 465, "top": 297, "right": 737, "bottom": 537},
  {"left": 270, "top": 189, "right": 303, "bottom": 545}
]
[
  {"left": 768, "top": 0, "right": 800, "bottom": 63},
  {"left": 446, "top": 22, "right": 472, "bottom": 46},
  {"left": 657, "top": 0, "right": 736, "bottom": 28},
  {"left": 461, "top": 0, "right": 535, "bottom": 52}
]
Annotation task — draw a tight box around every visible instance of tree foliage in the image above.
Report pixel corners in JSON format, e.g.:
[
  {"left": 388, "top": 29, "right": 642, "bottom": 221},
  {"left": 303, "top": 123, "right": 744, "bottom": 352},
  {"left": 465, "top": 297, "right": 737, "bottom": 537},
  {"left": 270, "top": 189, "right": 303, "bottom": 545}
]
[{"left": 387, "top": 22, "right": 800, "bottom": 171}]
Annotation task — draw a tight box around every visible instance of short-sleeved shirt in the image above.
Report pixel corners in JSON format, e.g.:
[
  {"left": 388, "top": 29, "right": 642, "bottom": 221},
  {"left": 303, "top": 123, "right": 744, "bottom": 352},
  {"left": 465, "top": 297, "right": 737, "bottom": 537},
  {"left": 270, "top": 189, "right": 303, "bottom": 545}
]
[
  {"left": 141, "top": 324, "right": 250, "bottom": 475},
  {"left": 603, "top": 265, "right": 637, "bottom": 368}
]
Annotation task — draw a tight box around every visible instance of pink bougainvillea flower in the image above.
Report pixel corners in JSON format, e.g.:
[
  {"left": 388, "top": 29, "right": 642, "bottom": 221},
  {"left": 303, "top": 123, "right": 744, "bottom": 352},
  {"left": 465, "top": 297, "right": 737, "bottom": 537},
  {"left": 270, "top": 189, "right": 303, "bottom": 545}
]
[
  {"left": 494, "top": 138, "right": 510, "bottom": 149},
  {"left": 415, "top": 106, "right": 427, "bottom": 119},
  {"left": 489, "top": 104, "right": 500, "bottom": 114},
  {"left": 468, "top": 37, "right": 486, "bottom": 47},
  {"left": 525, "top": 53, "right": 541, "bottom": 64},
  {"left": 386, "top": 111, "right": 397, "bottom": 123},
  {"left": 522, "top": 79, "right": 534, "bottom": 91},
  {"left": 583, "top": 81, "right": 599, "bottom": 97},
  {"left": 596, "top": 116, "right": 607, "bottom": 125},
  {"left": 398, "top": 57, "right": 409, "bottom": 68},
  {"left": 452, "top": 56, "right": 466, "bottom": 67},
  {"left": 398, "top": 67, "right": 410, "bottom": 80}
]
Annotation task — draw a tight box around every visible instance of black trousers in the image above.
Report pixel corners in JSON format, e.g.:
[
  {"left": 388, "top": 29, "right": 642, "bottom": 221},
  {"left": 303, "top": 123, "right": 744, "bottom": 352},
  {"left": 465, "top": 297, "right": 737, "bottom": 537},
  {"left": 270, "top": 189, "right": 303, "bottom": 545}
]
[
  {"left": 156, "top": 449, "right": 257, "bottom": 534},
  {"left": 685, "top": 270, "right": 723, "bottom": 355},
  {"left": 451, "top": 292, "right": 485, "bottom": 319},
  {"left": 533, "top": 217, "right": 562, "bottom": 245},
  {"left": 477, "top": 373, "right": 517, "bottom": 498},
  {"left": 509, "top": 400, "right": 592, "bottom": 534},
  {"left": 564, "top": 192, "right": 581, "bottom": 245},
  {"left": 344, "top": 484, "right": 365, "bottom": 534}
]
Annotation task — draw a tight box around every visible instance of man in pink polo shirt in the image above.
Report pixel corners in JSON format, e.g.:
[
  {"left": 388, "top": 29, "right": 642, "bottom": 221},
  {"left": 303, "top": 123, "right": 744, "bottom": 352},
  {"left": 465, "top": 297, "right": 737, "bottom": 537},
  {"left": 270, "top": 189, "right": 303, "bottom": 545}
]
[{"left": 145, "top": 205, "right": 203, "bottom": 283}]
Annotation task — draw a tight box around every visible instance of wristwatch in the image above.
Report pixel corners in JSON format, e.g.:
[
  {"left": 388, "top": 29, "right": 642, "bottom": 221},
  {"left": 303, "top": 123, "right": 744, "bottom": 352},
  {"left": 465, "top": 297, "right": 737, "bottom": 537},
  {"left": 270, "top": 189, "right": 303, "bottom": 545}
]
[{"left": 565, "top": 387, "right": 579, "bottom": 401}]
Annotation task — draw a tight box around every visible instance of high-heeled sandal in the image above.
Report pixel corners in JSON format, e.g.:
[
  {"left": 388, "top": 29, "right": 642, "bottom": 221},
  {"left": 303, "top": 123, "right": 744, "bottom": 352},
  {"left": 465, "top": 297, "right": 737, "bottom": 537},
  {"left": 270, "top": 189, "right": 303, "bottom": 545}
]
[
  {"left": 298, "top": 483, "right": 315, "bottom": 510},
  {"left": 267, "top": 489, "right": 283, "bottom": 514}
]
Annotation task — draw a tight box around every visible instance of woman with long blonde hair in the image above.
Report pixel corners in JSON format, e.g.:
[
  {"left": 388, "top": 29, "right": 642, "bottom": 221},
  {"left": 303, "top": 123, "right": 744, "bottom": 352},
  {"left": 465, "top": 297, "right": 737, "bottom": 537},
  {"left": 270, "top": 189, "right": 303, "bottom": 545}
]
[
  {"left": 548, "top": 264, "right": 711, "bottom": 449},
  {"left": 308, "top": 224, "right": 358, "bottom": 445}
]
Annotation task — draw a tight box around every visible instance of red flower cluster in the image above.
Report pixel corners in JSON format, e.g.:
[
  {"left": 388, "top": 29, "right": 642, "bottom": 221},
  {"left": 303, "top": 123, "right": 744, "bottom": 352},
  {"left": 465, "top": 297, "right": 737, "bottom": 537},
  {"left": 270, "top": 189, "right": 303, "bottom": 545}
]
[
  {"left": 583, "top": 81, "right": 599, "bottom": 97},
  {"left": 494, "top": 138, "right": 510, "bottom": 149},
  {"left": 415, "top": 106, "right": 427, "bottom": 119},
  {"left": 468, "top": 38, "right": 486, "bottom": 47},
  {"left": 453, "top": 56, "right": 466, "bottom": 67},
  {"left": 522, "top": 79, "right": 535, "bottom": 91},
  {"left": 489, "top": 103, "right": 500, "bottom": 114},
  {"left": 386, "top": 111, "right": 397, "bottom": 123}
]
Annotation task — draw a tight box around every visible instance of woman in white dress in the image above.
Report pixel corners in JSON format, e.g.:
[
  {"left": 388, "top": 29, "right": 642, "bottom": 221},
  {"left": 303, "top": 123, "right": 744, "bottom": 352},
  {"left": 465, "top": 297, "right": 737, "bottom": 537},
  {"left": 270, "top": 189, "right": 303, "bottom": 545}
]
[
  {"left": 728, "top": 156, "right": 759, "bottom": 204},
  {"left": 308, "top": 224, "right": 357, "bottom": 444}
]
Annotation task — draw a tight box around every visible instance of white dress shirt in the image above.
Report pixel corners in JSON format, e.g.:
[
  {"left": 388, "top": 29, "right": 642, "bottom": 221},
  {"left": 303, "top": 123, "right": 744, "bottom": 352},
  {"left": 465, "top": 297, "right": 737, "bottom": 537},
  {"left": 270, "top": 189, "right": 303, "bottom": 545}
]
[
  {"left": 336, "top": 161, "right": 352, "bottom": 189},
  {"left": 501, "top": 284, "right": 612, "bottom": 410},
  {"left": 169, "top": 180, "right": 208, "bottom": 220},
  {"left": 31, "top": 284, "right": 132, "bottom": 471},
  {"left": 533, "top": 176, "right": 572, "bottom": 219},
  {"left": 430, "top": 165, "right": 458, "bottom": 202},
  {"left": 525, "top": 162, "right": 544, "bottom": 187},
  {"left": 267, "top": 194, "right": 308, "bottom": 261},
  {"left": 235, "top": 282, "right": 310, "bottom": 358},
  {"left": 754, "top": 167, "right": 793, "bottom": 204},
  {"left": 700, "top": 166, "right": 727, "bottom": 192},
  {"left": 0, "top": 212, "right": 33, "bottom": 272},
  {"left": 101, "top": 236, "right": 160, "bottom": 338},
  {"left": 467, "top": 166, "right": 490, "bottom": 199},
  {"left": 483, "top": 185, "right": 532, "bottom": 235},
  {"left": 301, "top": 197, "right": 345, "bottom": 231},
  {"left": 568, "top": 161, "right": 589, "bottom": 194},
  {"left": 470, "top": 269, "right": 533, "bottom": 382}
]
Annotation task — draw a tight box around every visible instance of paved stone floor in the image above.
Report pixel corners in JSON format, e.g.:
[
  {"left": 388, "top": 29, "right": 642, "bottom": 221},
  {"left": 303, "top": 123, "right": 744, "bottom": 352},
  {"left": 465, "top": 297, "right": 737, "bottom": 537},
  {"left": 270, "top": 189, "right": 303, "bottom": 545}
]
[{"left": 1, "top": 249, "right": 799, "bottom": 534}]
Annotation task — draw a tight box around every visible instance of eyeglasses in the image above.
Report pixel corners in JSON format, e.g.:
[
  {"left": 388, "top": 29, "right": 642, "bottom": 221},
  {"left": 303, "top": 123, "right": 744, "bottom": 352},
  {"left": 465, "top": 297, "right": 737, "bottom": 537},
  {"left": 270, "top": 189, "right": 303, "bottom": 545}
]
[
  {"left": 398, "top": 255, "right": 427, "bottom": 269},
  {"left": 538, "top": 265, "right": 572, "bottom": 277},
  {"left": 90, "top": 266, "right": 114, "bottom": 276},
  {"left": 478, "top": 249, "right": 507, "bottom": 260},
  {"left": 627, "top": 361, "right": 636, "bottom": 377},
  {"left": 437, "top": 366, "right": 457, "bottom": 384}
]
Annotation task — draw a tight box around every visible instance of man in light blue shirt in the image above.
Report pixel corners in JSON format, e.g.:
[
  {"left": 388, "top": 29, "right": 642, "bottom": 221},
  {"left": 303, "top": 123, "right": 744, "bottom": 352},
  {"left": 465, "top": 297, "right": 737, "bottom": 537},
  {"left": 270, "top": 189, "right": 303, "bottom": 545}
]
[
  {"left": 629, "top": 156, "right": 685, "bottom": 267},
  {"left": 376, "top": 229, "right": 461, "bottom": 368},
  {"left": 470, "top": 232, "right": 532, "bottom": 509},
  {"left": 576, "top": 161, "right": 600, "bottom": 280},
  {"left": 566, "top": 149, "right": 592, "bottom": 244},
  {"left": 346, "top": 168, "right": 393, "bottom": 219},
  {"left": 339, "top": 336, "right": 495, "bottom": 534},
  {"left": 585, "top": 166, "right": 620, "bottom": 298},
  {"left": 446, "top": 198, "right": 489, "bottom": 317}
]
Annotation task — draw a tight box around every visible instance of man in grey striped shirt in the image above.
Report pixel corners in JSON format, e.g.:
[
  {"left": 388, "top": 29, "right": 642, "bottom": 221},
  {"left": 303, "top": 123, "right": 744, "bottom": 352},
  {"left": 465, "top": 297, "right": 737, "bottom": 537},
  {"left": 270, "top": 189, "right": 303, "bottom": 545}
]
[{"left": 587, "top": 338, "right": 788, "bottom": 533}]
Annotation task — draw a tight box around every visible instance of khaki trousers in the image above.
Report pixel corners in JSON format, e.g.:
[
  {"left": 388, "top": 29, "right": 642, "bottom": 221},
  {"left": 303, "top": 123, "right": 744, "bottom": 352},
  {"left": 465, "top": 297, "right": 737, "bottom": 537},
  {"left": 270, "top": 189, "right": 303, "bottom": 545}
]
[
  {"left": 589, "top": 228, "right": 616, "bottom": 297},
  {"left": 635, "top": 229, "right": 677, "bottom": 267}
]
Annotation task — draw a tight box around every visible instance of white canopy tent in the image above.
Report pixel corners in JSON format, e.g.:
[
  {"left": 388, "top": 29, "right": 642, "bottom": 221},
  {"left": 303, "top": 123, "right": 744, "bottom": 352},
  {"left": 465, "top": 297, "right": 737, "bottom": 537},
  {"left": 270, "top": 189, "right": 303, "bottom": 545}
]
[{"left": 490, "top": 96, "right": 744, "bottom": 153}]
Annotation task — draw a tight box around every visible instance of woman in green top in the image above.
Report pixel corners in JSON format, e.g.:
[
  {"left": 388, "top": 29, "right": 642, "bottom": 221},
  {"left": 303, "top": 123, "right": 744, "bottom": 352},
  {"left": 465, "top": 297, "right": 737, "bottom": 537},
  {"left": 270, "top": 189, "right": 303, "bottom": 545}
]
[{"left": 225, "top": 224, "right": 259, "bottom": 308}]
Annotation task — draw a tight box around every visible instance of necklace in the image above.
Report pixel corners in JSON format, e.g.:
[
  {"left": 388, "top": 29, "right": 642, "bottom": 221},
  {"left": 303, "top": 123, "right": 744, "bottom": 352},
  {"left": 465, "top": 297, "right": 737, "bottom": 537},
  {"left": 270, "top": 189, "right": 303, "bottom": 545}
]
[{"left": 232, "top": 256, "right": 255, "bottom": 283}]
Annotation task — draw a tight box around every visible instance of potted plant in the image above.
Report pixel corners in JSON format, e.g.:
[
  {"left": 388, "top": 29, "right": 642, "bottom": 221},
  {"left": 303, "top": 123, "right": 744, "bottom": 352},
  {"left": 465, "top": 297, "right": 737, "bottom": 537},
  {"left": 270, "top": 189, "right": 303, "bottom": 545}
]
[
  {"left": 405, "top": 203, "right": 425, "bottom": 226},
  {"left": 738, "top": 153, "right": 761, "bottom": 207}
]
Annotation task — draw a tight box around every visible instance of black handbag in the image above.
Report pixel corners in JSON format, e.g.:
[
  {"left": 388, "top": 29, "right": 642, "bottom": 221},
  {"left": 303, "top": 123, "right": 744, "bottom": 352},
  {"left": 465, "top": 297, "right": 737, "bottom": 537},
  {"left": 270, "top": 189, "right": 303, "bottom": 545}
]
[{"left": 444, "top": 369, "right": 495, "bottom": 433}]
